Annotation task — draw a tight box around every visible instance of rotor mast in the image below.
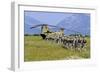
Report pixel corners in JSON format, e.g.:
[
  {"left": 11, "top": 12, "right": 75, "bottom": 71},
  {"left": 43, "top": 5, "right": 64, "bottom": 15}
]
[{"left": 41, "top": 24, "right": 49, "bottom": 34}]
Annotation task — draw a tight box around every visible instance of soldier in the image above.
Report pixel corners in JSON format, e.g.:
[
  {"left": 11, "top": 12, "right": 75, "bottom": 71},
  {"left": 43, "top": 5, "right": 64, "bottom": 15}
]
[
  {"left": 74, "top": 37, "right": 78, "bottom": 49},
  {"left": 81, "top": 37, "right": 87, "bottom": 48}
]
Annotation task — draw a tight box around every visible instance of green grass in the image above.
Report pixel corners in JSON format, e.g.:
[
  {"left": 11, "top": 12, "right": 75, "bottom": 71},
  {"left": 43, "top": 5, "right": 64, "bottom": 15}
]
[{"left": 24, "top": 36, "right": 90, "bottom": 62}]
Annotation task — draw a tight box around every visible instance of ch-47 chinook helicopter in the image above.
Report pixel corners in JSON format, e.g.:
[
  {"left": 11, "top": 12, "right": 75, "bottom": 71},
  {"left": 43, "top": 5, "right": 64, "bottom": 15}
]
[{"left": 30, "top": 24, "right": 64, "bottom": 39}]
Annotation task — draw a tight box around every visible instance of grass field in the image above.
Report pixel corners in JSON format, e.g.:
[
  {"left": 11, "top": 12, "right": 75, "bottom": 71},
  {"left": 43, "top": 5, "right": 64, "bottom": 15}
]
[{"left": 24, "top": 36, "right": 90, "bottom": 62}]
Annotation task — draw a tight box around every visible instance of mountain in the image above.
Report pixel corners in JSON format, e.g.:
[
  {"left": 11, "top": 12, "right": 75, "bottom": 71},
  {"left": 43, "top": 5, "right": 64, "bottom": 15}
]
[
  {"left": 57, "top": 13, "right": 90, "bottom": 35},
  {"left": 24, "top": 15, "right": 42, "bottom": 34}
]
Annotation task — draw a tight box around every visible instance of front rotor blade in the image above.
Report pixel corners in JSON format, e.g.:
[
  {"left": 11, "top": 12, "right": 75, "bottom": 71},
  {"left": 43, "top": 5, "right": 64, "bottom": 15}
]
[{"left": 30, "top": 24, "right": 43, "bottom": 29}]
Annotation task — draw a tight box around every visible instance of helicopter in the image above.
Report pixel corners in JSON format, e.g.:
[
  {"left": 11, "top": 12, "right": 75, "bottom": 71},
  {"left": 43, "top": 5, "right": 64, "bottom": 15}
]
[{"left": 30, "top": 24, "right": 64, "bottom": 39}]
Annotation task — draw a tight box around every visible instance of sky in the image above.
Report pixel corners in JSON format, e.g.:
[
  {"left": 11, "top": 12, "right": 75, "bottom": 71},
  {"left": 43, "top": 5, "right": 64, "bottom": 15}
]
[
  {"left": 24, "top": 11, "right": 75, "bottom": 26},
  {"left": 24, "top": 11, "right": 90, "bottom": 35}
]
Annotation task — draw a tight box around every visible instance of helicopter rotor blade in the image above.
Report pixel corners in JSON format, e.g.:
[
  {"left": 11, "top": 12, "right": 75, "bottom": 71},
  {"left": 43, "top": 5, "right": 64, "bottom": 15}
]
[
  {"left": 51, "top": 26, "right": 81, "bottom": 34},
  {"left": 30, "top": 24, "right": 57, "bottom": 29},
  {"left": 30, "top": 24, "right": 43, "bottom": 29},
  {"left": 47, "top": 25, "right": 58, "bottom": 27}
]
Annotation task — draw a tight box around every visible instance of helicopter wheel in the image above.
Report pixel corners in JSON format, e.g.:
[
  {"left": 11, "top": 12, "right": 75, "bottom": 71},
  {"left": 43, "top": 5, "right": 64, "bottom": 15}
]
[{"left": 40, "top": 34, "right": 46, "bottom": 39}]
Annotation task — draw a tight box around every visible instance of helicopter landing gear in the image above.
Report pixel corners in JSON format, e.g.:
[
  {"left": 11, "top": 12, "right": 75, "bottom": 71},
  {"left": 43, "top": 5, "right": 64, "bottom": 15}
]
[{"left": 40, "top": 34, "right": 46, "bottom": 39}]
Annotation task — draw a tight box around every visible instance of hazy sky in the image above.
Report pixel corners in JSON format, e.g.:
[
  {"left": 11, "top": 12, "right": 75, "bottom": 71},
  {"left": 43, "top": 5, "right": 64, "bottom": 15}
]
[
  {"left": 24, "top": 11, "right": 90, "bottom": 35},
  {"left": 24, "top": 11, "right": 89, "bottom": 26}
]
